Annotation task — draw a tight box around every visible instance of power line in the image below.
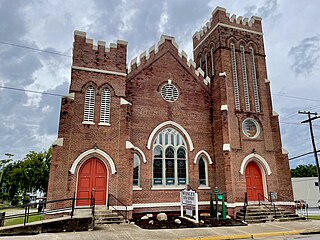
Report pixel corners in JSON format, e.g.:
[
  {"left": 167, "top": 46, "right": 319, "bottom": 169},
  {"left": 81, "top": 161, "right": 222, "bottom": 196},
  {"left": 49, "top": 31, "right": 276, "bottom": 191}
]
[
  {"left": 273, "top": 93, "right": 320, "bottom": 102},
  {"left": 289, "top": 150, "right": 320, "bottom": 161},
  {"left": 280, "top": 121, "right": 320, "bottom": 127},
  {"left": 0, "top": 86, "right": 65, "bottom": 97},
  {"left": 0, "top": 41, "right": 71, "bottom": 58}
]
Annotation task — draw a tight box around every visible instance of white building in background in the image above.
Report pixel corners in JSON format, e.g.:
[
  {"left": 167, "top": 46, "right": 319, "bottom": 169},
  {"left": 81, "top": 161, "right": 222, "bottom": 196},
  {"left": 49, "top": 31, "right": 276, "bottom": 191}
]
[{"left": 292, "top": 177, "right": 320, "bottom": 207}]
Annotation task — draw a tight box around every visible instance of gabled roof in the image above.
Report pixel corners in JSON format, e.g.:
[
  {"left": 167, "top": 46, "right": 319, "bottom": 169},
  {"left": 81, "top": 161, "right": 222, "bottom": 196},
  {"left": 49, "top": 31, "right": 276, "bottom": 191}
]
[{"left": 127, "top": 35, "right": 211, "bottom": 88}]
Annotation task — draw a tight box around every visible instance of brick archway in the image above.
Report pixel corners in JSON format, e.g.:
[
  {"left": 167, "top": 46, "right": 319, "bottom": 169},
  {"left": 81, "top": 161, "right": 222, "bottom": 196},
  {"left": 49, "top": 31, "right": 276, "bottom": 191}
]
[
  {"left": 76, "top": 158, "right": 107, "bottom": 206},
  {"left": 245, "top": 161, "right": 264, "bottom": 201}
]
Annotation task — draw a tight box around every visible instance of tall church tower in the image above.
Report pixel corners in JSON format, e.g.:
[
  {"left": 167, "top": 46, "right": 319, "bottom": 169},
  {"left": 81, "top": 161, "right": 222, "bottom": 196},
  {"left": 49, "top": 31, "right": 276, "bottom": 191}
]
[{"left": 193, "top": 7, "right": 293, "bottom": 207}]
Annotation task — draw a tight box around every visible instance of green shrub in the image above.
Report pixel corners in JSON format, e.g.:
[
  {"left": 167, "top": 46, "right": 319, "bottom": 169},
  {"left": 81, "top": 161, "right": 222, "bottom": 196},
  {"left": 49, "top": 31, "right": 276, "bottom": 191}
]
[
  {"left": 22, "top": 196, "right": 30, "bottom": 205},
  {"left": 11, "top": 196, "right": 20, "bottom": 206}
]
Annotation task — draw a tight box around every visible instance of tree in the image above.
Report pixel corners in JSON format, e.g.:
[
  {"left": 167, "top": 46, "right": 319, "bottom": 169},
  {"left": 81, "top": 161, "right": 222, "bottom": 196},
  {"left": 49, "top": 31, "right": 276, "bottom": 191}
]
[
  {"left": 1, "top": 148, "right": 51, "bottom": 201},
  {"left": 290, "top": 164, "right": 318, "bottom": 177}
]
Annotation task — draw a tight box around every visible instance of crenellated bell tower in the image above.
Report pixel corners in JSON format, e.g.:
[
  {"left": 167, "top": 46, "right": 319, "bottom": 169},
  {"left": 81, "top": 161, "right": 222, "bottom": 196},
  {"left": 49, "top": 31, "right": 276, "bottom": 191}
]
[{"left": 192, "top": 7, "right": 292, "bottom": 207}]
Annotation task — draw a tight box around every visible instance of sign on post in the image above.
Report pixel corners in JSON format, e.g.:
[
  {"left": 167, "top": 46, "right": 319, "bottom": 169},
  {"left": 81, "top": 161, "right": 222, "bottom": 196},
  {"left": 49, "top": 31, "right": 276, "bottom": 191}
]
[{"left": 180, "top": 189, "right": 199, "bottom": 223}]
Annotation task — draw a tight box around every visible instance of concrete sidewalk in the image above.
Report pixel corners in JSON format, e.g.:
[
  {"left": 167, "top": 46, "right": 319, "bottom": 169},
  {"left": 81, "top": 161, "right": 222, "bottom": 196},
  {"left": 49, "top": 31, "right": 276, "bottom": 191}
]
[{"left": 0, "top": 220, "right": 319, "bottom": 240}]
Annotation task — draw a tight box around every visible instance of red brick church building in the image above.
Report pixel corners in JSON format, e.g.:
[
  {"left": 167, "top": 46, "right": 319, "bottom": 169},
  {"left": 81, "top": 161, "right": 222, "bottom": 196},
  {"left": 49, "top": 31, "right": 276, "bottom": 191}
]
[{"left": 47, "top": 7, "right": 293, "bottom": 217}]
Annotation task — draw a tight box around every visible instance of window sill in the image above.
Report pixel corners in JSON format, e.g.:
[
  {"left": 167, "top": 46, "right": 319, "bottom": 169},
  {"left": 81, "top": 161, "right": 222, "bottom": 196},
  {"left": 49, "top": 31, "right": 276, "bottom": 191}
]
[
  {"left": 198, "top": 186, "right": 210, "bottom": 190},
  {"left": 98, "top": 122, "right": 111, "bottom": 126},
  {"left": 151, "top": 187, "right": 185, "bottom": 190},
  {"left": 133, "top": 187, "right": 142, "bottom": 191},
  {"left": 82, "top": 121, "right": 95, "bottom": 125}
]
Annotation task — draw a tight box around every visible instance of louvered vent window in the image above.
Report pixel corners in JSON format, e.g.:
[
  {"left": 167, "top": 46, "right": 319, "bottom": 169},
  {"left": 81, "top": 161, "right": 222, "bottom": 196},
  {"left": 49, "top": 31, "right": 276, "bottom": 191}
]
[
  {"left": 240, "top": 45, "right": 250, "bottom": 111},
  {"left": 211, "top": 47, "right": 215, "bottom": 76},
  {"left": 100, "top": 87, "right": 111, "bottom": 124},
  {"left": 83, "top": 86, "right": 95, "bottom": 123},
  {"left": 231, "top": 43, "right": 240, "bottom": 110},
  {"left": 161, "top": 82, "right": 179, "bottom": 102},
  {"left": 250, "top": 48, "right": 260, "bottom": 112}
]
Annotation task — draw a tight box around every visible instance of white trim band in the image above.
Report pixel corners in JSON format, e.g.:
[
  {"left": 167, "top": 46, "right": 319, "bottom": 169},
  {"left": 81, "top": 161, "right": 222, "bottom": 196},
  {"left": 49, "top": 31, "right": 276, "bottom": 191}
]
[
  {"left": 194, "top": 150, "right": 213, "bottom": 164},
  {"left": 239, "top": 153, "right": 272, "bottom": 175},
  {"left": 193, "top": 23, "right": 263, "bottom": 51},
  {"left": 70, "top": 148, "right": 117, "bottom": 174},
  {"left": 72, "top": 66, "right": 127, "bottom": 77}
]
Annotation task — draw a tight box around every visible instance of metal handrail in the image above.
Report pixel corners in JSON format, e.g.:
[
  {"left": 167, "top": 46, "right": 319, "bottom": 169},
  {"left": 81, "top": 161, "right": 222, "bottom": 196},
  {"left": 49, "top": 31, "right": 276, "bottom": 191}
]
[
  {"left": 0, "top": 194, "right": 95, "bottom": 227},
  {"left": 107, "top": 193, "right": 128, "bottom": 221},
  {"left": 243, "top": 192, "right": 248, "bottom": 222},
  {"left": 258, "top": 193, "right": 277, "bottom": 218}
]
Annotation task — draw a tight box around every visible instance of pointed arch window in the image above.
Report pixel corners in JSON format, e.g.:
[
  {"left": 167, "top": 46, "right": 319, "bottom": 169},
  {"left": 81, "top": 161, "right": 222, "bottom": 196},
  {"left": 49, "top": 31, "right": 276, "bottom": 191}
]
[
  {"left": 100, "top": 87, "right": 111, "bottom": 124},
  {"left": 250, "top": 47, "right": 260, "bottom": 112},
  {"left": 211, "top": 47, "right": 215, "bottom": 76},
  {"left": 240, "top": 45, "right": 250, "bottom": 111},
  {"left": 133, "top": 153, "right": 141, "bottom": 187},
  {"left": 199, "top": 157, "right": 208, "bottom": 186},
  {"left": 205, "top": 52, "right": 208, "bottom": 77},
  {"left": 153, "top": 128, "right": 188, "bottom": 187},
  {"left": 83, "top": 85, "right": 95, "bottom": 123},
  {"left": 231, "top": 43, "right": 240, "bottom": 110}
]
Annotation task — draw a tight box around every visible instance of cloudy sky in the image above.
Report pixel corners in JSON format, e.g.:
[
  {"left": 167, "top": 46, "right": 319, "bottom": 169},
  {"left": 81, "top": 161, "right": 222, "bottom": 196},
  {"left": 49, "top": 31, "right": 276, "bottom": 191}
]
[{"left": 0, "top": 0, "right": 319, "bottom": 168}]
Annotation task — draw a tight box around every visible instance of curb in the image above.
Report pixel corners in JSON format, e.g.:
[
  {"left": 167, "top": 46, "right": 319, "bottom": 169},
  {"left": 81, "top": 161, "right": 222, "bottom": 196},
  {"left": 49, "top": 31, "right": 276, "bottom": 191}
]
[{"left": 180, "top": 229, "right": 320, "bottom": 240}]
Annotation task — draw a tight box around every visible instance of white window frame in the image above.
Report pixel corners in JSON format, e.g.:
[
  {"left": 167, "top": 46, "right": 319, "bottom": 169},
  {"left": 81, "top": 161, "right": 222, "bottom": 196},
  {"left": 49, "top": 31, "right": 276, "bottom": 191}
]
[
  {"left": 240, "top": 45, "right": 250, "bottom": 111},
  {"left": 83, "top": 85, "right": 95, "bottom": 124},
  {"left": 99, "top": 87, "right": 111, "bottom": 125},
  {"left": 231, "top": 43, "right": 240, "bottom": 110},
  {"left": 133, "top": 153, "right": 141, "bottom": 189},
  {"left": 250, "top": 47, "right": 260, "bottom": 112},
  {"left": 152, "top": 128, "right": 188, "bottom": 188},
  {"left": 198, "top": 156, "right": 209, "bottom": 188}
]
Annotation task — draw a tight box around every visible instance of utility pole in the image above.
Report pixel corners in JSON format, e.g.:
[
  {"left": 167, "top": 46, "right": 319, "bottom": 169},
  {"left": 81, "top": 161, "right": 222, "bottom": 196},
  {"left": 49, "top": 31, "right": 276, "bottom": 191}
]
[{"left": 298, "top": 111, "right": 320, "bottom": 192}]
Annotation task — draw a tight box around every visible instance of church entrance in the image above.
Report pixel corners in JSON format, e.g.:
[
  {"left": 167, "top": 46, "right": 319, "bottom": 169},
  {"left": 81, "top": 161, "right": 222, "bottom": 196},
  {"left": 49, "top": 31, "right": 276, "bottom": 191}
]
[
  {"left": 245, "top": 161, "right": 264, "bottom": 201},
  {"left": 76, "top": 158, "right": 107, "bottom": 206}
]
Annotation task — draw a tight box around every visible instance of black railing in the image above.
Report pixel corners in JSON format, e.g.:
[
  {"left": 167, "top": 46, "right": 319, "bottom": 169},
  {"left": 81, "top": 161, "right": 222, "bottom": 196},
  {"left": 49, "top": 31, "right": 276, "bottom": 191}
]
[
  {"left": 271, "top": 193, "right": 308, "bottom": 218},
  {"left": 243, "top": 192, "right": 248, "bottom": 222},
  {"left": 258, "top": 193, "right": 277, "bottom": 218},
  {"left": 107, "top": 193, "right": 128, "bottom": 221},
  {"left": 0, "top": 194, "right": 95, "bottom": 227}
]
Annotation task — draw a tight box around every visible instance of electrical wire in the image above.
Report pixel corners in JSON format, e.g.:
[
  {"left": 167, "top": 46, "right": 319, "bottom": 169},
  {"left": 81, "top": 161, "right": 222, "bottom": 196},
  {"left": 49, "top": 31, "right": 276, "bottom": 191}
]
[{"left": 0, "top": 86, "right": 65, "bottom": 97}]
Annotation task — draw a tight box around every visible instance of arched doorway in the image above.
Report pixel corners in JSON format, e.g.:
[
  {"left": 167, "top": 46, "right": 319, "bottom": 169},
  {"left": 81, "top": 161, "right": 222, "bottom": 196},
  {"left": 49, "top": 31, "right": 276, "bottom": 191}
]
[
  {"left": 245, "top": 161, "right": 264, "bottom": 201},
  {"left": 76, "top": 158, "right": 107, "bottom": 206}
]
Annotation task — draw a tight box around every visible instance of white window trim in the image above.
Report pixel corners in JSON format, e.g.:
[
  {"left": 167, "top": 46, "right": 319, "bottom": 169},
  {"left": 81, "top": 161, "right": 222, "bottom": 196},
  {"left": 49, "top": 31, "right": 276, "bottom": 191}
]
[
  {"left": 146, "top": 121, "right": 194, "bottom": 151},
  {"left": 82, "top": 121, "right": 95, "bottom": 125},
  {"left": 198, "top": 157, "right": 209, "bottom": 187},
  {"left": 152, "top": 128, "right": 188, "bottom": 188},
  {"left": 194, "top": 150, "right": 213, "bottom": 164},
  {"left": 100, "top": 87, "right": 111, "bottom": 124},
  {"left": 98, "top": 122, "right": 111, "bottom": 126},
  {"left": 83, "top": 86, "right": 95, "bottom": 123}
]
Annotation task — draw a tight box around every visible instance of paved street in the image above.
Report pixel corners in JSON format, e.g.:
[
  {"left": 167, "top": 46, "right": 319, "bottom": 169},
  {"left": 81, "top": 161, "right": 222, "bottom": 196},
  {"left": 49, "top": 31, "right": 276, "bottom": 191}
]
[{"left": 0, "top": 220, "right": 319, "bottom": 240}]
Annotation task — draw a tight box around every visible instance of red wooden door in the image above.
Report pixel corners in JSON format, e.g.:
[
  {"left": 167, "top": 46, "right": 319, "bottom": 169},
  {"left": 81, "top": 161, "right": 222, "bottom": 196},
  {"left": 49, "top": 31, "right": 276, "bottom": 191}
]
[
  {"left": 245, "top": 161, "right": 264, "bottom": 201},
  {"left": 77, "top": 158, "right": 107, "bottom": 206}
]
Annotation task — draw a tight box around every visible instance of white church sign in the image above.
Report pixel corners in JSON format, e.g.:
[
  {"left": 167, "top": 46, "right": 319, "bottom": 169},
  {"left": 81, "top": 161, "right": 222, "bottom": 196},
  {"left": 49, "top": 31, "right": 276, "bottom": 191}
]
[{"left": 180, "top": 189, "right": 199, "bottom": 223}]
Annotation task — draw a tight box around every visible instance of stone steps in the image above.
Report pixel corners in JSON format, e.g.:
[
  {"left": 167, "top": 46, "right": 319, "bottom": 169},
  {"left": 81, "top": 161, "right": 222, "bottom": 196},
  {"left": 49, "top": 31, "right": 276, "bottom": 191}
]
[
  {"left": 236, "top": 204, "right": 305, "bottom": 223},
  {"left": 94, "top": 207, "right": 125, "bottom": 224}
]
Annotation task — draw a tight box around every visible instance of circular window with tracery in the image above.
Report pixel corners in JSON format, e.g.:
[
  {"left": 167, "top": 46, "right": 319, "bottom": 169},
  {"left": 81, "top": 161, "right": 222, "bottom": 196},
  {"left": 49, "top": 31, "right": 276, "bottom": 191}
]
[
  {"left": 242, "top": 118, "right": 260, "bottom": 138},
  {"left": 161, "top": 82, "right": 179, "bottom": 102}
]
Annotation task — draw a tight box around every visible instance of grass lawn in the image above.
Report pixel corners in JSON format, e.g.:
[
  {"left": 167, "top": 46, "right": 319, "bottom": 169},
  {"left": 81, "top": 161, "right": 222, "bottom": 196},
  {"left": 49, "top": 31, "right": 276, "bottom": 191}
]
[
  {"left": 4, "top": 214, "right": 43, "bottom": 226},
  {"left": 308, "top": 216, "right": 320, "bottom": 220}
]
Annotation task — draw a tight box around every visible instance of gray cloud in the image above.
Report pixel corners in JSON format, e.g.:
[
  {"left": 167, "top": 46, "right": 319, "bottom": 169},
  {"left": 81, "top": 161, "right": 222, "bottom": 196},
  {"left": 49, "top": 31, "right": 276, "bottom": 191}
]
[
  {"left": 288, "top": 35, "right": 320, "bottom": 75},
  {"left": 244, "top": 0, "right": 279, "bottom": 19}
]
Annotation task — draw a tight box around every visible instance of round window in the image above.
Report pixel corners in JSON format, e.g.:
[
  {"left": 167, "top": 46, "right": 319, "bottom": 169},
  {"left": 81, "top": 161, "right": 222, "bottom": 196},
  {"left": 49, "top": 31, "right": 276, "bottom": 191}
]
[
  {"left": 161, "top": 83, "right": 179, "bottom": 102},
  {"left": 242, "top": 118, "right": 260, "bottom": 138}
]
